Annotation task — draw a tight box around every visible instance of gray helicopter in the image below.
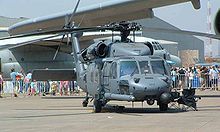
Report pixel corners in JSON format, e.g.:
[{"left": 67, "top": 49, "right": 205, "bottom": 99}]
[
  {"left": 72, "top": 22, "right": 174, "bottom": 112},
  {"left": 0, "top": 20, "right": 200, "bottom": 112},
  {"left": 0, "top": 20, "right": 199, "bottom": 112}
]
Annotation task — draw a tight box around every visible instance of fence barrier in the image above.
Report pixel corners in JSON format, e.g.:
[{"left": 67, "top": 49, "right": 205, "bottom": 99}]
[
  {"left": 1, "top": 80, "right": 82, "bottom": 96},
  {"left": 1, "top": 74, "right": 219, "bottom": 97},
  {"left": 172, "top": 74, "right": 219, "bottom": 90}
]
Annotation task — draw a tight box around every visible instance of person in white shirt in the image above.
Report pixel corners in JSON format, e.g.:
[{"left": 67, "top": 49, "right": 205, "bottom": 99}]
[{"left": 209, "top": 65, "right": 219, "bottom": 90}]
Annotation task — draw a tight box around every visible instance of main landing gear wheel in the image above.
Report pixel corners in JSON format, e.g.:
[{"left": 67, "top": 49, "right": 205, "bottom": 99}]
[
  {"left": 159, "top": 103, "right": 168, "bottom": 111},
  {"left": 93, "top": 99, "right": 102, "bottom": 113},
  {"left": 82, "top": 100, "right": 88, "bottom": 107}
]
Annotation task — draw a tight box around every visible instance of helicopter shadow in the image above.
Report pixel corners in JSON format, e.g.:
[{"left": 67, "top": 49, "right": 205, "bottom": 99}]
[{"left": 100, "top": 104, "right": 187, "bottom": 114}]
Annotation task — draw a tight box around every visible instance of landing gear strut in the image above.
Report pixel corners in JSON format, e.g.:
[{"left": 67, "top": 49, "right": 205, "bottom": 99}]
[{"left": 82, "top": 92, "right": 89, "bottom": 107}]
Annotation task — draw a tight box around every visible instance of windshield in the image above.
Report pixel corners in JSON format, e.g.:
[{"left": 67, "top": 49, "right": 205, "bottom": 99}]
[
  {"left": 158, "top": 43, "right": 164, "bottom": 50},
  {"left": 120, "top": 61, "right": 139, "bottom": 77},
  {"left": 151, "top": 60, "right": 167, "bottom": 75},
  {"left": 139, "top": 61, "right": 151, "bottom": 74}
]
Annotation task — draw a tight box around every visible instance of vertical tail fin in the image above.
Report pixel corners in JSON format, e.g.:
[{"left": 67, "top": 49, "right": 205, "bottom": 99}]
[{"left": 71, "top": 34, "right": 86, "bottom": 91}]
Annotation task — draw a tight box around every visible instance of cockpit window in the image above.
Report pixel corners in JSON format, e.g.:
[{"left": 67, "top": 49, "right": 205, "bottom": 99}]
[
  {"left": 153, "top": 44, "right": 158, "bottom": 50},
  {"left": 158, "top": 43, "right": 164, "bottom": 50},
  {"left": 156, "top": 43, "right": 162, "bottom": 50},
  {"left": 120, "top": 61, "right": 138, "bottom": 77},
  {"left": 151, "top": 60, "right": 167, "bottom": 75},
  {"left": 139, "top": 61, "right": 151, "bottom": 74}
]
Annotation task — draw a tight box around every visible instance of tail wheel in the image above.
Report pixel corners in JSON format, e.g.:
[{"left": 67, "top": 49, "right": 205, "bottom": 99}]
[
  {"left": 93, "top": 99, "right": 102, "bottom": 113},
  {"left": 159, "top": 103, "right": 168, "bottom": 111}
]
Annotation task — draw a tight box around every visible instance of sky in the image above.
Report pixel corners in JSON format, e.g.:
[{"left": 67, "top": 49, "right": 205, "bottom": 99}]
[{"left": 0, "top": 0, "right": 219, "bottom": 55}]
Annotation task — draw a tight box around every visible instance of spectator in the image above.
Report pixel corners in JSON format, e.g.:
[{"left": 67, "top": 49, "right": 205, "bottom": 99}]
[
  {"left": 185, "top": 67, "right": 194, "bottom": 88},
  {"left": 10, "top": 68, "right": 19, "bottom": 97},
  {"left": 51, "top": 81, "right": 58, "bottom": 96},
  {"left": 24, "top": 71, "right": 32, "bottom": 94},
  {"left": 69, "top": 81, "right": 75, "bottom": 95},
  {"left": 171, "top": 68, "right": 177, "bottom": 88},
  {"left": 209, "top": 65, "right": 219, "bottom": 90},
  {"left": 30, "top": 80, "right": 37, "bottom": 96},
  {"left": 200, "top": 67, "right": 207, "bottom": 89},
  {"left": 188, "top": 68, "right": 194, "bottom": 88},
  {"left": 18, "top": 70, "right": 25, "bottom": 93},
  {"left": 44, "top": 81, "right": 50, "bottom": 95},
  {"left": 0, "top": 72, "right": 3, "bottom": 98},
  {"left": 60, "top": 81, "right": 69, "bottom": 96},
  {"left": 16, "top": 71, "right": 24, "bottom": 93},
  {"left": 178, "top": 68, "right": 186, "bottom": 90}
]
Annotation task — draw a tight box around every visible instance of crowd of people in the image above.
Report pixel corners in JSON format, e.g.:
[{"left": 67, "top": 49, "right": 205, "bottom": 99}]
[
  {"left": 171, "top": 65, "right": 220, "bottom": 90},
  {"left": 0, "top": 68, "right": 79, "bottom": 98}
]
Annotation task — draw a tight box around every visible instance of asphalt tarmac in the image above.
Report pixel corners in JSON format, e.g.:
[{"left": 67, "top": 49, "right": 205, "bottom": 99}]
[{"left": 1, "top": 90, "right": 220, "bottom": 132}]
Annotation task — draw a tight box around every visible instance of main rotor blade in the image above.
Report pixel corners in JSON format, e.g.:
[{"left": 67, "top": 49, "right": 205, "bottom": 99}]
[
  {"left": 68, "top": 0, "right": 81, "bottom": 27},
  {"left": 53, "top": 44, "right": 61, "bottom": 60},
  {"left": 53, "top": 34, "right": 65, "bottom": 60},
  {"left": 142, "top": 27, "right": 220, "bottom": 40},
  {"left": 0, "top": 26, "right": 108, "bottom": 40}
]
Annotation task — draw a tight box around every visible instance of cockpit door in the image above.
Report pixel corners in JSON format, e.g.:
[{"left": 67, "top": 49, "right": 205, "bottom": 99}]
[
  {"left": 102, "top": 62, "right": 111, "bottom": 88},
  {"left": 109, "top": 62, "right": 119, "bottom": 93}
]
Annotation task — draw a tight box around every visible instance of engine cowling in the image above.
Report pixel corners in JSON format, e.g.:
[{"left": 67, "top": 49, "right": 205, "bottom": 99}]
[
  {"left": 214, "top": 9, "right": 220, "bottom": 35},
  {"left": 81, "top": 42, "right": 109, "bottom": 62},
  {"left": 94, "top": 42, "right": 109, "bottom": 58}
]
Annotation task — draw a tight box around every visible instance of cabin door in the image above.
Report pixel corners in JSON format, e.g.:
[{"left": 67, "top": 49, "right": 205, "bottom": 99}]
[{"left": 109, "top": 62, "right": 119, "bottom": 93}]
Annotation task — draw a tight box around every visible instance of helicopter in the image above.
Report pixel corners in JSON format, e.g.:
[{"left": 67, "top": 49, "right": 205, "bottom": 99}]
[
  {"left": 70, "top": 22, "right": 174, "bottom": 112},
  {"left": 0, "top": 0, "right": 212, "bottom": 112},
  {"left": 0, "top": 21, "right": 203, "bottom": 112}
]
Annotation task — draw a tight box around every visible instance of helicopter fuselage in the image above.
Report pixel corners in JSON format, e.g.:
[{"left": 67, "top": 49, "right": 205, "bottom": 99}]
[
  {"left": 86, "top": 55, "right": 171, "bottom": 102},
  {"left": 79, "top": 41, "right": 172, "bottom": 106}
]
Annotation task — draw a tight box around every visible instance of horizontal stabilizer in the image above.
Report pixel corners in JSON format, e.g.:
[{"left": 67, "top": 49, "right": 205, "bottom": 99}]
[{"left": 32, "top": 69, "right": 76, "bottom": 81}]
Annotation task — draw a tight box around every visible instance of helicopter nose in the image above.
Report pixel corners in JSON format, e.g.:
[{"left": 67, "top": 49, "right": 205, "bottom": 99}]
[{"left": 130, "top": 76, "right": 170, "bottom": 99}]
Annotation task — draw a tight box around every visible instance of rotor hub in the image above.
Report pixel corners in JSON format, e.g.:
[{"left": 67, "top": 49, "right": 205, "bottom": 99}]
[{"left": 106, "top": 21, "right": 142, "bottom": 42}]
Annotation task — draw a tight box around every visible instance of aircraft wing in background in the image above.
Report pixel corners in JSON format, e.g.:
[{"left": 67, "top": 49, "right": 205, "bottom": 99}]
[
  {"left": 0, "top": 0, "right": 202, "bottom": 51},
  {"left": 0, "top": 34, "right": 62, "bottom": 50},
  {"left": 8, "top": 0, "right": 200, "bottom": 35}
]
